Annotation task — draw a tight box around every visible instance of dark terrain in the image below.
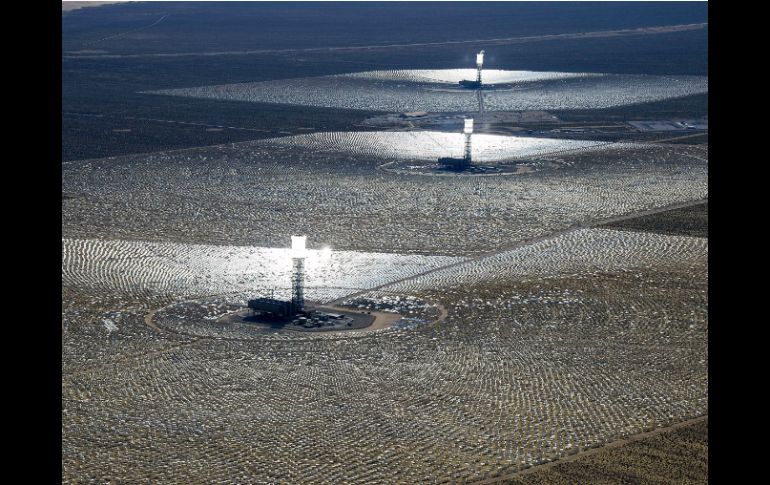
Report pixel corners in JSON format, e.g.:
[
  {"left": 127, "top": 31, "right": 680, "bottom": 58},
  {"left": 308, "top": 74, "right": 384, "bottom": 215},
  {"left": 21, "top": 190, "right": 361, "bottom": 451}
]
[
  {"left": 603, "top": 202, "right": 708, "bottom": 238},
  {"left": 62, "top": 1, "right": 707, "bottom": 161}
]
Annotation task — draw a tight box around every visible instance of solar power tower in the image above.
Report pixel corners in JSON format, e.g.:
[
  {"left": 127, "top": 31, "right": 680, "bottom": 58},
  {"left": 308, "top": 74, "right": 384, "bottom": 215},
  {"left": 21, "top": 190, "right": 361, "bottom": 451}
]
[
  {"left": 437, "top": 117, "right": 475, "bottom": 171},
  {"left": 463, "top": 118, "right": 474, "bottom": 165},
  {"left": 476, "top": 50, "right": 485, "bottom": 84},
  {"left": 459, "top": 50, "right": 486, "bottom": 89},
  {"left": 290, "top": 236, "right": 306, "bottom": 311}
]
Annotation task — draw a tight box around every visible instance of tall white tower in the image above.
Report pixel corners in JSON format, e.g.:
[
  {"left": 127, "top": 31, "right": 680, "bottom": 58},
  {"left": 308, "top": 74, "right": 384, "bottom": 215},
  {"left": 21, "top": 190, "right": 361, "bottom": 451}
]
[
  {"left": 476, "top": 50, "right": 485, "bottom": 84},
  {"left": 463, "top": 118, "right": 474, "bottom": 164},
  {"left": 290, "top": 235, "right": 306, "bottom": 311}
]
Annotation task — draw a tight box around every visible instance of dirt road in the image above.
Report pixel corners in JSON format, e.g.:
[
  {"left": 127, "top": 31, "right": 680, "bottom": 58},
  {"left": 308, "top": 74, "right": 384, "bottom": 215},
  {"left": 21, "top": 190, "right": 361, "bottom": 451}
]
[
  {"left": 63, "top": 23, "right": 707, "bottom": 59},
  {"left": 470, "top": 415, "right": 708, "bottom": 484},
  {"left": 330, "top": 197, "right": 708, "bottom": 306}
]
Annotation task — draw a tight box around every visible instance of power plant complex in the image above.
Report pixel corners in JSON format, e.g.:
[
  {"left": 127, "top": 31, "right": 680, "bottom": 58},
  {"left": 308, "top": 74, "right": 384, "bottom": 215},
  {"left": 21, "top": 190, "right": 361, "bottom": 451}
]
[
  {"left": 249, "top": 52, "right": 489, "bottom": 315},
  {"left": 245, "top": 236, "right": 369, "bottom": 330}
]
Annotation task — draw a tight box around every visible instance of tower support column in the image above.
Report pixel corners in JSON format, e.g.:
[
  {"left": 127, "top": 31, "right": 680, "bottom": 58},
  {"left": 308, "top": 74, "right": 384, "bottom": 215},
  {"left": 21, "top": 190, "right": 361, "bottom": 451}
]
[
  {"left": 291, "top": 257, "right": 305, "bottom": 311},
  {"left": 463, "top": 132, "right": 472, "bottom": 168}
]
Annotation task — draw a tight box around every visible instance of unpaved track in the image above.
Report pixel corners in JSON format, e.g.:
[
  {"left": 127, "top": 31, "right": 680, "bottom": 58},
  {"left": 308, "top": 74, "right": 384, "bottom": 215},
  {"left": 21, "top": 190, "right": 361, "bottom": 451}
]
[
  {"left": 470, "top": 415, "right": 708, "bottom": 484},
  {"left": 651, "top": 132, "right": 708, "bottom": 144},
  {"left": 329, "top": 197, "right": 708, "bottom": 306},
  {"left": 313, "top": 304, "right": 404, "bottom": 333},
  {"left": 82, "top": 14, "right": 169, "bottom": 47},
  {"left": 63, "top": 23, "right": 707, "bottom": 59}
]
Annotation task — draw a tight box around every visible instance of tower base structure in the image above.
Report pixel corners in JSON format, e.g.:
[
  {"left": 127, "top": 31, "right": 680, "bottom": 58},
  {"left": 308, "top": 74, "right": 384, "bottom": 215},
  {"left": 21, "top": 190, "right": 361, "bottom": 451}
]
[
  {"left": 438, "top": 156, "right": 471, "bottom": 171},
  {"left": 291, "top": 257, "right": 305, "bottom": 311},
  {"left": 458, "top": 79, "right": 482, "bottom": 89}
]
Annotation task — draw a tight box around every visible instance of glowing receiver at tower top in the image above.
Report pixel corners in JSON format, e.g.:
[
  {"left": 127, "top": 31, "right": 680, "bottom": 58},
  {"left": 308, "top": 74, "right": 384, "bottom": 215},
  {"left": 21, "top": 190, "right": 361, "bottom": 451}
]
[
  {"left": 476, "top": 50, "right": 485, "bottom": 68},
  {"left": 464, "top": 118, "right": 474, "bottom": 135},
  {"left": 291, "top": 235, "right": 307, "bottom": 258}
]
